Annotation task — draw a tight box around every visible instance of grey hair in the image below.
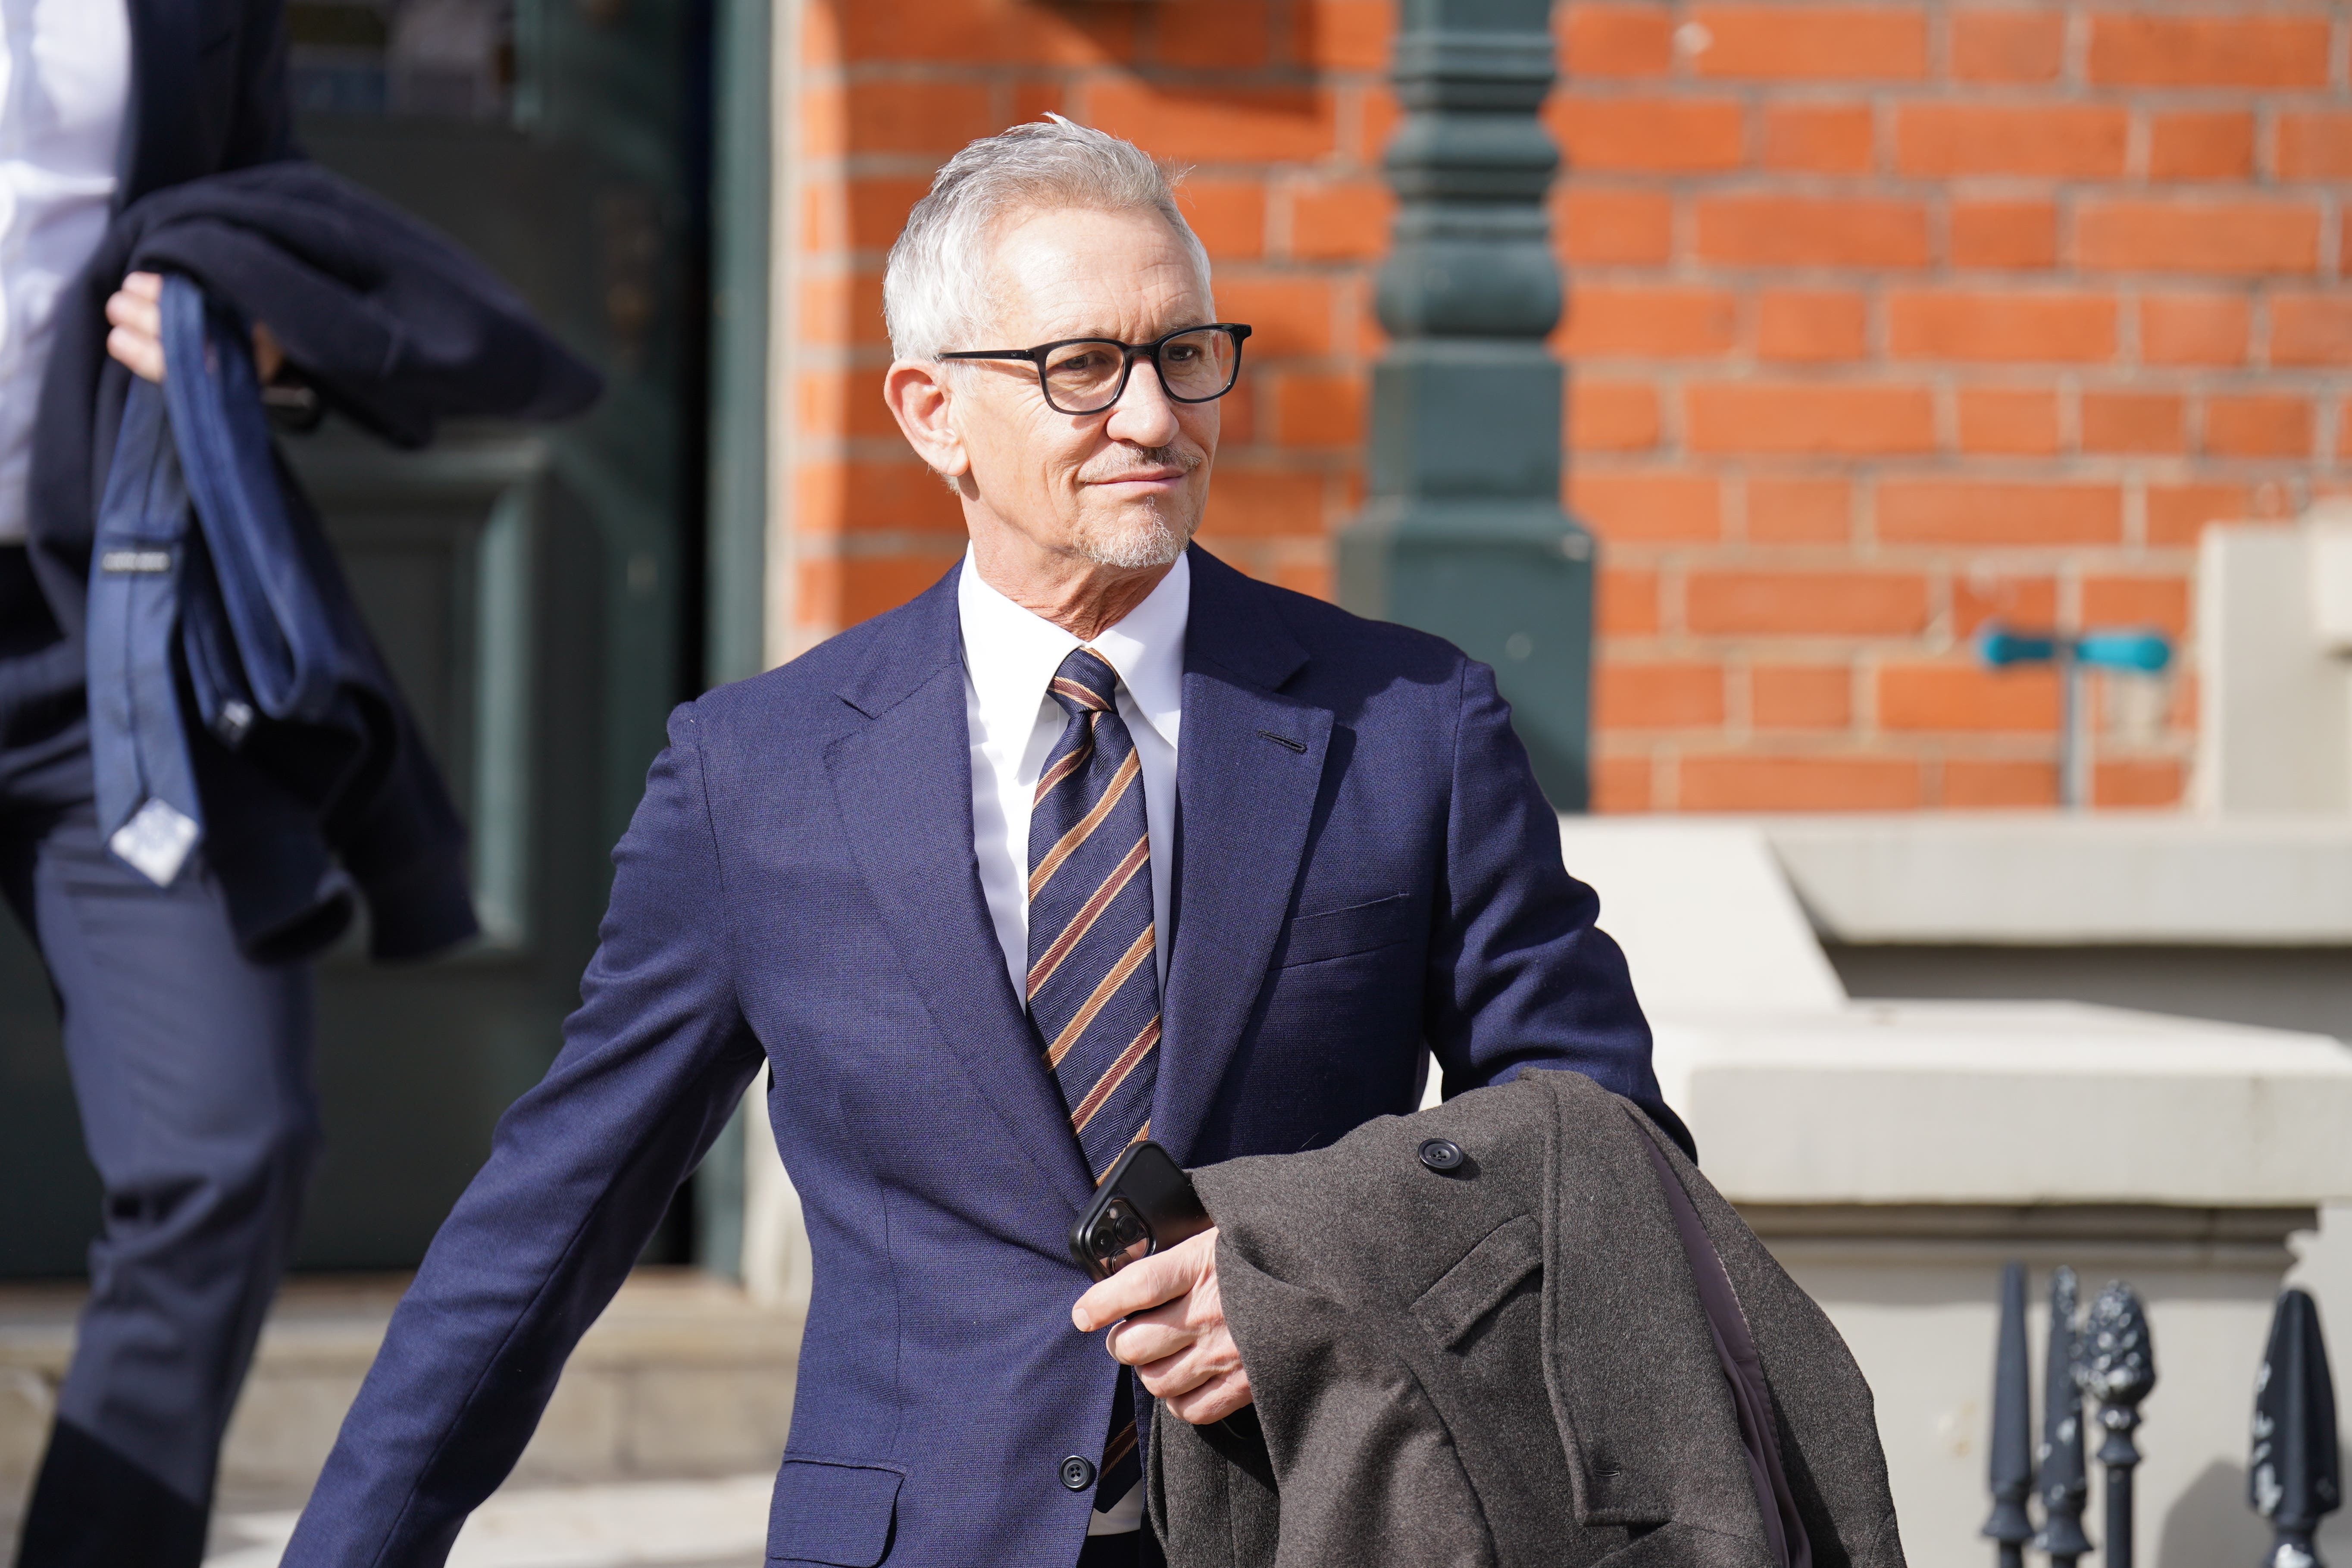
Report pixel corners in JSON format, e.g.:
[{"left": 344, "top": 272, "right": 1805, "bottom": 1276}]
[{"left": 883, "top": 116, "right": 1213, "bottom": 363}]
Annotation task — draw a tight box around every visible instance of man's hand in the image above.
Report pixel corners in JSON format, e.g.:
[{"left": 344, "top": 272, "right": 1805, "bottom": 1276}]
[
  {"left": 106, "top": 271, "right": 284, "bottom": 385},
  {"left": 1072, "top": 1227, "right": 1252, "bottom": 1425}
]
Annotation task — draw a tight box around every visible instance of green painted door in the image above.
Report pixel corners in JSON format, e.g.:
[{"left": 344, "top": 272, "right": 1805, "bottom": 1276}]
[{"left": 0, "top": 0, "right": 720, "bottom": 1275}]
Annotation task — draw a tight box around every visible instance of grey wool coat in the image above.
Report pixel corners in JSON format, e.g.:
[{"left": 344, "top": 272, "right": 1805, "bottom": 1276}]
[{"left": 1149, "top": 1069, "right": 1906, "bottom": 1568}]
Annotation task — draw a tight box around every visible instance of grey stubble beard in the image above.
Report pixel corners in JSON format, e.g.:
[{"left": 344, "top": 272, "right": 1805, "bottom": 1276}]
[{"left": 1074, "top": 443, "right": 1205, "bottom": 570}]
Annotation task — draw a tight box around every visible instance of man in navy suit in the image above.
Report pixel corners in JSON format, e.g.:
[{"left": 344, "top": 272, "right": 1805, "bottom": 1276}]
[
  {"left": 2, "top": 4, "right": 311, "bottom": 1565},
  {"left": 285, "top": 118, "right": 1684, "bottom": 1568}
]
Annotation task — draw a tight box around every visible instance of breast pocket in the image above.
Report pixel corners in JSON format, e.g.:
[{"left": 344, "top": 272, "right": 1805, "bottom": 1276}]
[
  {"left": 1275, "top": 892, "right": 1417, "bottom": 968},
  {"left": 768, "top": 1456, "right": 904, "bottom": 1567}
]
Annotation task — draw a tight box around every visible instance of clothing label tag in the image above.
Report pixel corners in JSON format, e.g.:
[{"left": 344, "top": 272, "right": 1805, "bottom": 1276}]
[
  {"left": 109, "top": 798, "right": 200, "bottom": 886},
  {"left": 98, "top": 548, "right": 173, "bottom": 574},
  {"left": 215, "top": 699, "right": 256, "bottom": 745}
]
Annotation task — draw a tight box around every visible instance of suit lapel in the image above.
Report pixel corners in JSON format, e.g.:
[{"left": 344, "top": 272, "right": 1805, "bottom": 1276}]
[
  {"left": 1152, "top": 550, "right": 1333, "bottom": 1167},
  {"left": 823, "top": 571, "right": 1094, "bottom": 1208}
]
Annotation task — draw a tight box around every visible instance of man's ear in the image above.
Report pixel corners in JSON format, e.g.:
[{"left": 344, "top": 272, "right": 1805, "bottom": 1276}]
[{"left": 883, "top": 359, "right": 970, "bottom": 479}]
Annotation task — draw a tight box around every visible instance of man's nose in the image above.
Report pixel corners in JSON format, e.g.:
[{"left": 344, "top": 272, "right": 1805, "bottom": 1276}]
[{"left": 1104, "top": 357, "right": 1180, "bottom": 446}]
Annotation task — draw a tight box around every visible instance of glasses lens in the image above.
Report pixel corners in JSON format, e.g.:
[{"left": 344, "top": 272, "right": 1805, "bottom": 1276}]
[
  {"left": 1042, "top": 340, "right": 1126, "bottom": 412},
  {"left": 1159, "top": 329, "right": 1238, "bottom": 401}
]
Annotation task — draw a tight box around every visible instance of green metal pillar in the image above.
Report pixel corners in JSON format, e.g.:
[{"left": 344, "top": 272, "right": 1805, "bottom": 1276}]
[
  {"left": 692, "top": 0, "right": 773, "bottom": 1282},
  {"left": 1337, "top": 0, "right": 1593, "bottom": 810}
]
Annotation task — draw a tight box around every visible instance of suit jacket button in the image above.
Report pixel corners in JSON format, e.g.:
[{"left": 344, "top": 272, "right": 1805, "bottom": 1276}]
[
  {"left": 1418, "top": 1138, "right": 1465, "bottom": 1172},
  {"left": 1060, "top": 1455, "right": 1098, "bottom": 1492}
]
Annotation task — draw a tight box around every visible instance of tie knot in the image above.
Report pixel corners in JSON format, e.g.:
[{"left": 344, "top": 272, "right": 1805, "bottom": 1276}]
[{"left": 1048, "top": 646, "right": 1120, "bottom": 716}]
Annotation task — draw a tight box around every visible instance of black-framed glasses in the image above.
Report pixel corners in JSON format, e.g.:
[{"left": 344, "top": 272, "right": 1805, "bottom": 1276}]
[{"left": 941, "top": 323, "right": 1252, "bottom": 416}]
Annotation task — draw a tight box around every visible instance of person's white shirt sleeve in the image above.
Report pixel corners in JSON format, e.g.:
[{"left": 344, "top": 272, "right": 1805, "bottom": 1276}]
[{"left": 0, "top": 0, "right": 133, "bottom": 549}]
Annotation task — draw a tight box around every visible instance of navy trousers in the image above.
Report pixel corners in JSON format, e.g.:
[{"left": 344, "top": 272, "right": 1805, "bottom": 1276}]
[{"left": 2, "top": 547, "right": 319, "bottom": 1568}]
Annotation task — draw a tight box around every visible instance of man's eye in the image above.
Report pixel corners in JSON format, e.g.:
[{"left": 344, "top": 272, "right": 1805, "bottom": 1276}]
[
  {"left": 1164, "top": 344, "right": 1201, "bottom": 365},
  {"left": 1051, "top": 350, "right": 1112, "bottom": 375}
]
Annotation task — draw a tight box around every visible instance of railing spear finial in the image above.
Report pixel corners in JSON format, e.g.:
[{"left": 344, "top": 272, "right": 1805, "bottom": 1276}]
[
  {"left": 2250, "top": 1287, "right": 2341, "bottom": 1568},
  {"left": 2078, "top": 1281, "right": 2157, "bottom": 1568},
  {"left": 2034, "top": 1266, "right": 2094, "bottom": 1567}
]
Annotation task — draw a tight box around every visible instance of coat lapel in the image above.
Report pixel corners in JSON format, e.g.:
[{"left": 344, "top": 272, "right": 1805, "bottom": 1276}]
[
  {"left": 1152, "top": 550, "right": 1334, "bottom": 1167},
  {"left": 823, "top": 570, "right": 1094, "bottom": 1208}
]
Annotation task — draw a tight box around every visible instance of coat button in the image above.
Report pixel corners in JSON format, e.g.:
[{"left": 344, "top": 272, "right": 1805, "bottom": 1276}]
[
  {"left": 1417, "top": 1138, "right": 1464, "bottom": 1172},
  {"left": 1060, "top": 1455, "right": 1097, "bottom": 1492}
]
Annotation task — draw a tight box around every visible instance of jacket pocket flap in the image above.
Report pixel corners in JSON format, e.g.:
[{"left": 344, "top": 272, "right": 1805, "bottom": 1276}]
[
  {"left": 1277, "top": 892, "right": 1414, "bottom": 967},
  {"left": 1411, "top": 1213, "right": 1542, "bottom": 1348},
  {"left": 769, "top": 1458, "right": 904, "bottom": 1567}
]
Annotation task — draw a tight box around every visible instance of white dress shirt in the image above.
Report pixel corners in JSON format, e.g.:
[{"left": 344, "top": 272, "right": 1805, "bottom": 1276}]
[
  {"left": 0, "top": 0, "right": 131, "bottom": 547},
  {"left": 960, "top": 549, "right": 1187, "bottom": 1004},
  {"left": 959, "top": 550, "right": 1186, "bottom": 1539}
]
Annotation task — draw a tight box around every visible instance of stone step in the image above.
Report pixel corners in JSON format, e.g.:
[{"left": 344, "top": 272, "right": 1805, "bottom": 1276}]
[
  {"left": 205, "top": 1473, "right": 772, "bottom": 1568},
  {"left": 0, "top": 1268, "right": 801, "bottom": 1562}
]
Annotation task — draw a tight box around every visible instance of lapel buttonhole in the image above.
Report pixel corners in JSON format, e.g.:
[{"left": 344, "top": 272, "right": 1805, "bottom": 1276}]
[{"left": 1257, "top": 730, "right": 1307, "bottom": 754}]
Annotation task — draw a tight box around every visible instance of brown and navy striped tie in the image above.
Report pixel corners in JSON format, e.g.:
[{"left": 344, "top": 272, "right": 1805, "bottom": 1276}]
[
  {"left": 1029, "top": 644, "right": 1158, "bottom": 1512},
  {"left": 1029, "top": 645, "right": 1160, "bottom": 1183}
]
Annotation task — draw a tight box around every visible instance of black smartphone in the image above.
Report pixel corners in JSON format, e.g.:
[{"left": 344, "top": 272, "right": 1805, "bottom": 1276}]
[{"left": 1069, "top": 1140, "right": 1212, "bottom": 1281}]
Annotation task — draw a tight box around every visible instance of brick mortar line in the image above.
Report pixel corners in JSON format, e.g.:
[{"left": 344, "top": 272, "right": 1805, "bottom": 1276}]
[
  {"left": 1546, "top": 177, "right": 2347, "bottom": 203},
  {"left": 1564, "top": 358, "right": 2352, "bottom": 379},
  {"left": 789, "top": 529, "right": 970, "bottom": 557},
  {"left": 1551, "top": 83, "right": 2351, "bottom": 103},
  {"left": 817, "top": 67, "right": 1389, "bottom": 92},
  {"left": 1593, "top": 559, "right": 2229, "bottom": 579}
]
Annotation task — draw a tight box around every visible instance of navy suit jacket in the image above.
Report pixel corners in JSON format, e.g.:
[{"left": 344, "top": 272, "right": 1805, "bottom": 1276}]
[{"left": 284, "top": 547, "right": 1684, "bottom": 1568}]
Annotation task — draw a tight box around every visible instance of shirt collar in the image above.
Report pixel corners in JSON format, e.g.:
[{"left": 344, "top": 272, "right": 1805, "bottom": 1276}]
[{"left": 957, "top": 549, "right": 1190, "bottom": 751}]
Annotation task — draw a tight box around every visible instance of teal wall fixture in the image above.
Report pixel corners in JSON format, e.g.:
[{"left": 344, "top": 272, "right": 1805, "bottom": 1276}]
[{"left": 1337, "top": 0, "right": 1594, "bottom": 811}]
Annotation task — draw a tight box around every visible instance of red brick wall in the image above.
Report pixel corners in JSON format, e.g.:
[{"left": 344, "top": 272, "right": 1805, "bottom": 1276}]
[
  {"left": 1559, "top": 0, "right": 2348, "bottom": 811},
  {"left": 789, "top": 0, "right": 1392, "bottom": 635},
  {"left": 785, "top": 0, "right": 2350, "bottom": 811}
]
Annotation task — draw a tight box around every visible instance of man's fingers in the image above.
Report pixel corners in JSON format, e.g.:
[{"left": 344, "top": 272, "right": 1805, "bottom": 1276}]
[
  {"left": 1072, "top": 1249, "right": 1185, "bottom": 1330},
  {"left": 1131, "top": 1323, "right": 1246, "bottom": 1399},
  {"left": 105, "top": 288, "right": 161, "bottom": 338},
  {"left": 1135, "top": 1343, "right": 1217, "bottom": 1400},
  {"left": 104, "top": 282, "right": 168, "bottom": 384},
  {"left": 1101, "top": 1306, "right": 1193, "bottom": 1369},
  {"left": 1070, "top": 1229, "right": 1213, "bottom": 1332},
  {"left": 1164, "top": 1367, "right": 1253, "bottom": 1426},
  {"left": 106, "top": 326, "right": 165, "bottom": 384},
  {"left": 1068, "top": 1225, "right": 1250, "bottom": 1425}
]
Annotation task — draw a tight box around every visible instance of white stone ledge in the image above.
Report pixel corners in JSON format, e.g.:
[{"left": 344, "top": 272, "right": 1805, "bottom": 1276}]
[
  {"left": 1753, "top": 812, "right": 2352, "bottom": 946},
  {"left": 1657, "top": 1001, "right": 2352, "bottom": 1208}
]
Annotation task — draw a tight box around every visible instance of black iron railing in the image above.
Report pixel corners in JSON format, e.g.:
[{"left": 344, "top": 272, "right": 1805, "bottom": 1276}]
[{"left": 1981, "top": 1268, "right": 2339, "bottom": 1568}]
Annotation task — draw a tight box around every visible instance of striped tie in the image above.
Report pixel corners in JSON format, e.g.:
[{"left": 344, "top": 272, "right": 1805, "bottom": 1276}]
[
  {"left": 1029, "top": 645, "right": 1157, "bottom": 1515},
  {"left": 1029, "top": 645, "right": 1160, "bottom": 1182}
]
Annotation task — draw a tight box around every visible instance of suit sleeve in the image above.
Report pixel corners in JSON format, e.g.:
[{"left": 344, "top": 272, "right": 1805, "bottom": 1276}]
[
  {"left": 282, "top": 705, "right": 765, "bottom": 1568},
  {"left": 1422, "top": 659, "right": 1696, "bottom": 1160}
]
